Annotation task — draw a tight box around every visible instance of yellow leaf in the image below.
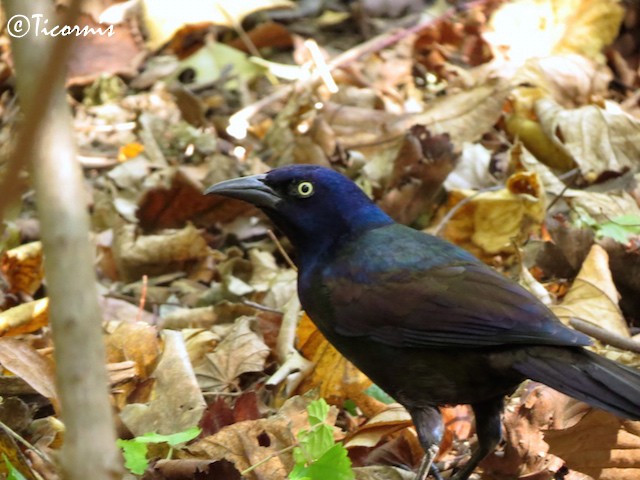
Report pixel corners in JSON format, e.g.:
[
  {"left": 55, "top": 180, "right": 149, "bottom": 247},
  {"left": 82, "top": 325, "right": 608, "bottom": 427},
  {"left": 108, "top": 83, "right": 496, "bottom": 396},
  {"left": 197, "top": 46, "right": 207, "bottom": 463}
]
[
  {"left": 0, "top": 298, "right": 49, "bottom": 337},
  {"left": 296, "top": 313, "right": 373, "bottom": 408}
]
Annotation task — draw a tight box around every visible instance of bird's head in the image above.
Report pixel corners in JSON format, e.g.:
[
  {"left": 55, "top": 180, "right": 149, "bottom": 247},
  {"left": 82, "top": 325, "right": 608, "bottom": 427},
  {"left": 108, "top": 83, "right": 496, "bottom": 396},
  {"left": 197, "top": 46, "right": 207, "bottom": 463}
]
[{"left": 205, "top": 165, "right": 392, "bottom": 261}]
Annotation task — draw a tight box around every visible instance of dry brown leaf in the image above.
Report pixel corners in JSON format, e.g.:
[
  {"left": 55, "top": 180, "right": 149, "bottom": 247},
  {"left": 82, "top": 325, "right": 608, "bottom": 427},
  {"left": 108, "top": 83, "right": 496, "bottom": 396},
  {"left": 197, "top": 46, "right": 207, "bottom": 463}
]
[
  {"left": 194, "top": 316, "right": 269, "bottom": 393},
  {"left": 1, "top": 241, "right": 44, "bottom": 297},
  {"left": 344, "top": 405, "right": 413, "bottom": 449},
  {"left": 0, "top": 298, "right": 49, "bottom": 337},
  {"left": 552, "top": 244, "right": 628, "bottom": 337},
  {"left": 545, "top": 410, "right": 640, "bottom": 480},
  {"left": 482, "top": 384, "right": 589, "bottom": 479},
  {"left": 398, "top": 78, "right": 510, "bottom": 148},
  {"left": 296, "top": 313, "right": 373, "bottom": 408},
  {"left": 0, "top": 338, "right": 57, "bottom": 408},
  {"left": 512, "top": 55, "right": 611, "bottom": 107},
  {"left": 120, "top": 330, "right": 205, "bottom": 436},
  {"left": 535, "top": 98, "right": 640, "bottom": 177},
  {"left": 378, "top": 128, "right": 459, "bottom": 225},
  {"left": 112, "top": 223, "right": 208, "bottom": 282},
  {"left": 105, "top": 321, "right": 161, "bottom": 379},
  {"left": 184, "top": 396, "right": 329, "bottom": 479}
]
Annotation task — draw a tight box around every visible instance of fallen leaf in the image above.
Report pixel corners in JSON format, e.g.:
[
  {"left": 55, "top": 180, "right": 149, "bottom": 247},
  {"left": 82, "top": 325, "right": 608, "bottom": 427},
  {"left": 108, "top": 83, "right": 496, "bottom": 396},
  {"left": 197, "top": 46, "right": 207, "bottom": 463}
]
[
  {"left": 296, "top": 313, "right": 373, "bottom": 408},
  {"left": 184, "top": 396, "right": 325, "bottom": 479},
  {"left": 112, "top": 223, "right": 208, "bottom": 282},
  {"left": 536, "top": 98, "right": 640, "bottom": 177},
  {"left": 1, "top": 241, "right": 44, "bottom": 296},
  {"left": 120, "top": 330, "right": 206, "bottom": 436},
  {"left": 440, "top": 171, "right": 545, "bottom": 255},
  {"left": 545, "top": 410, "right": 640, "bottom": 480},
  {"left": 194, "top": 316, "right": 269, "bottom": 393},
  {"left": 0, "top": 338, "right": 57, "bottom": 407},
  {"left": 552, "top": 244, "right": 628, "bottom": 336},
  {"left": 0, "top": 298, "right": 49, "bottom": 337}
]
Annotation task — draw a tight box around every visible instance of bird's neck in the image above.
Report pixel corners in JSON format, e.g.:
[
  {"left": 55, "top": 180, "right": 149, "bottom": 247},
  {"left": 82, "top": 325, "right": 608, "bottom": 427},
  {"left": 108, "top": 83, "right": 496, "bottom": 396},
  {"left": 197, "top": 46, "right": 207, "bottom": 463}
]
[{"left": 271, "top": 204, "right": 394, "bottom": 271}]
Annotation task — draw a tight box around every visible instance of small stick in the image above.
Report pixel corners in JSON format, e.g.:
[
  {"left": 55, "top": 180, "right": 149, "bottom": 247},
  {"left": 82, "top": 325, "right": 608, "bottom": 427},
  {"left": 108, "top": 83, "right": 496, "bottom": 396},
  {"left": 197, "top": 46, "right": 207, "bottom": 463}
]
[
  {"left": 268, "top": 229, "right": 297, "bottom": 271},
  {"left": 570, "top": 318, "right": 640, "bottom": 354}
]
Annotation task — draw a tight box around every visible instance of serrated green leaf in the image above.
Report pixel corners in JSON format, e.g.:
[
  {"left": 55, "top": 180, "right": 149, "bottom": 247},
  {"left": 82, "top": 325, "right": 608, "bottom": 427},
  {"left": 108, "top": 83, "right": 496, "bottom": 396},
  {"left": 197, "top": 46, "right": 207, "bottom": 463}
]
[
  {"left": 307, "top": 398, "right": 330, "bottom": 426},
  {"left": 303, "top": 424, "right": 334, "bottom": 460},
  {"left": 365, "top": 384, "right": 395, "bottom": 404},
  {"left": 133, "top": 427, "right": 201, "bottom": 446},
  {"left": 117, "top": 439, "right": 149, "bottom": 475},
  {"left": 294, "top": 444, "right": 354, "bottom": 480}
]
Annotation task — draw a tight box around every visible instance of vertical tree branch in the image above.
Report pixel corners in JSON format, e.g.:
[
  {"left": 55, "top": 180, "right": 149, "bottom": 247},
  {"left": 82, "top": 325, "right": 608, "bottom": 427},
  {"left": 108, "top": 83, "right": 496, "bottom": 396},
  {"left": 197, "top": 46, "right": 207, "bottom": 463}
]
[{"left": 3, "top": 0, "right": 121, "bottom": 478}]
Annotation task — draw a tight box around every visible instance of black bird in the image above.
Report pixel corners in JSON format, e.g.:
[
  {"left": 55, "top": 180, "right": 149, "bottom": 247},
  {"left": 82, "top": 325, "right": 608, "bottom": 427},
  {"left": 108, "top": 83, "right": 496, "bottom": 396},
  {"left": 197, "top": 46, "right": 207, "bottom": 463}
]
[{"left": 206, "top": 164, "right": 640, "bottom": 480}]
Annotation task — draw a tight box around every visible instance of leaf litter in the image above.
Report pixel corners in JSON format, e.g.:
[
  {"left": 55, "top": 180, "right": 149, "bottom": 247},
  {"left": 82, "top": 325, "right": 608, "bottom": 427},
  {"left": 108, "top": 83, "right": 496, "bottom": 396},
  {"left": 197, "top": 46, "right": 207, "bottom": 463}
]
[{"left": 1, "top": 0, "right": 640, "bottom": 479}]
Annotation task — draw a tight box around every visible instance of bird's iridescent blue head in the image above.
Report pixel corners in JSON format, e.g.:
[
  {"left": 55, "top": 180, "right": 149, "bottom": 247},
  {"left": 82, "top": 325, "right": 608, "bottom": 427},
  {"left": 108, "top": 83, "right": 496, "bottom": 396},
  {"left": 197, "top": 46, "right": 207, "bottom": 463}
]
[{"left": 205, "top": 165, "right": 393, "bottom": 259}]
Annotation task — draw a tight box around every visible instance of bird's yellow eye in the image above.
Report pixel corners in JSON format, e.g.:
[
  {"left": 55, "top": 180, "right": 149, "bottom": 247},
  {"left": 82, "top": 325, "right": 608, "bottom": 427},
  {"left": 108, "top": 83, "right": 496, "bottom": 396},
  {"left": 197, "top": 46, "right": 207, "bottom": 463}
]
[{"left": 297, "top": 181, "right": 314, "bottom": 197}]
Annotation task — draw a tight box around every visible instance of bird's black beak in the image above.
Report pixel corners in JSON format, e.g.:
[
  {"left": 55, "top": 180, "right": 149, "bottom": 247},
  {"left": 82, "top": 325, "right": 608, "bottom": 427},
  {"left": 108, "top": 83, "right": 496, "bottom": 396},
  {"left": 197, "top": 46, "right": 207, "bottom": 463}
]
[{"left": 204, "top": 174, "right": 281, "bottom": 209}]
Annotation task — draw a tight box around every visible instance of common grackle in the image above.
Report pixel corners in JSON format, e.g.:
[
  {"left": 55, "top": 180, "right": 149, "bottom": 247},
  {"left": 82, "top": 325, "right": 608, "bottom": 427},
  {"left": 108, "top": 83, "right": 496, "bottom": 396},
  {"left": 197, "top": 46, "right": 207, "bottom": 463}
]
[{"left": 206, "top": 165, "right": 640, "bottom": 480}]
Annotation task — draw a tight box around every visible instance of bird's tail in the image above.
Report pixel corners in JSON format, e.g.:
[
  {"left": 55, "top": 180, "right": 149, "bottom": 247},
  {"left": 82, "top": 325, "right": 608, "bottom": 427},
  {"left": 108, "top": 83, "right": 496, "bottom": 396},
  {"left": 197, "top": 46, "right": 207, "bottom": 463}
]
[{"left": 512, "top": 347, "right": 640, "bottom": 420}]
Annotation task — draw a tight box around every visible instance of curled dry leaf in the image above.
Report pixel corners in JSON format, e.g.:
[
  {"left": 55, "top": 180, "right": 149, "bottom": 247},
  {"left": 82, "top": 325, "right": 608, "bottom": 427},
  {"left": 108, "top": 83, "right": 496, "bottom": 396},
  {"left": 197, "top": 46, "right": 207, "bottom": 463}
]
[
  {"left": 1, "top": 241, "right": 44, "bottom": 297},
  {"left": 0, "top": 298, "right": 49, "bottom": 337},
  {"left": 482, "top": 384, "right": 589, "bottom": 480},
  {"left": 551, "top": 244, "right": 628, "bottom": 337},
  {"left": 194, "top": 316, "right": 270, "bottom": 393},
  {"left": 535, "top": 98, "right": 640, "bottom": 177},
  {"left": 112, "top": 223, "right": 208, "bottom": 282},
  {"left": 378, "top": 127, "right": 460, "bottom": 225},
  {"left": 104, "top": 320, "right": 161, "bottom": 409},
  {"left": 120, "top": 330, "right": 206, "bottom": 436}
]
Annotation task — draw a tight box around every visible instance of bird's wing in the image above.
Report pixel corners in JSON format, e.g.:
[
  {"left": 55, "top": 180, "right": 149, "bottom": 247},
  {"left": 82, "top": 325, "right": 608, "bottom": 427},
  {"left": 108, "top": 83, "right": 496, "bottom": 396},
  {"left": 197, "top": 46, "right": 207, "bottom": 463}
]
[{"left": 326, "top": 261, "right": 591, "bottom": 349}]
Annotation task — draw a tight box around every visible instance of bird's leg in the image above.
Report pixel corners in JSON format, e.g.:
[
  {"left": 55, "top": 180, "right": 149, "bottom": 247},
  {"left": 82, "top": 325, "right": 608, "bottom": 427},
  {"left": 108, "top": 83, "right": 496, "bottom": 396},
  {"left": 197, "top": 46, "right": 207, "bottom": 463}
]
[
  {"left": 450, "top": 397, "right": 504, "bottom": 480},
  {"left": 409, "top": 406, "right": 444, "bottom": 480}
]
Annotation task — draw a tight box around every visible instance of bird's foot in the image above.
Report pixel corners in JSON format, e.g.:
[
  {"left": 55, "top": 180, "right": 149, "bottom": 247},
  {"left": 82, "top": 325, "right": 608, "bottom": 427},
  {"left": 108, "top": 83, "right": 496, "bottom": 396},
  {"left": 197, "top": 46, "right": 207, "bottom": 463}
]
[{"left": 415, "top": 445, "right": 443, "bottom": 480}]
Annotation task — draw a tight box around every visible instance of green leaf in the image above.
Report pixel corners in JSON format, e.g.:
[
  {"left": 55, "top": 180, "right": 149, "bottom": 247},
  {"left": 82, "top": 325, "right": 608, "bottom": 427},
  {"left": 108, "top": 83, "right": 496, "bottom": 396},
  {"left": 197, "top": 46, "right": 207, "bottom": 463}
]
[
  {"left": 291, "top": 444, "right": 354, "bottom": 480},
  {"left": 117, "top": 439, "right": 149, "bottom": 475},
  {"left": 597, "top": 214, "right": 640, "bottom": 243},
  {"left": 3, "top": 454, "right": 27, "bottom": 480},
  {"left": 134, "top": 427, "right": 201, "bottom": 446},
  {"left": 307, "top": 399, "right": 330, "bottom": 427},
  {"left": 365, "top": 384, "right": 395, "bottom": 404},
  {"left": 303, "top": 424, "right": 335, "bottom": 460},
  {"left": 343, "top": 399, "right": 358, "bottom": 416}
]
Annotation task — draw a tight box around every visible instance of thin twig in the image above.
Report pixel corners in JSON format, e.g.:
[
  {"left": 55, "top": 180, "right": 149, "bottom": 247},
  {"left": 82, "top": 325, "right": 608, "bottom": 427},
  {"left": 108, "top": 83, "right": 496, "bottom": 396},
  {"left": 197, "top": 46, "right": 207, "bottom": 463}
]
[
  {"left": 0, "top": 419, "right": 53, "bottom": 466},
  {"left": 570, "top": 318, "right": 640, "bottom": 354},
  {"left": 268, "top": 229, "right": 297, "bottom": 271}
]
